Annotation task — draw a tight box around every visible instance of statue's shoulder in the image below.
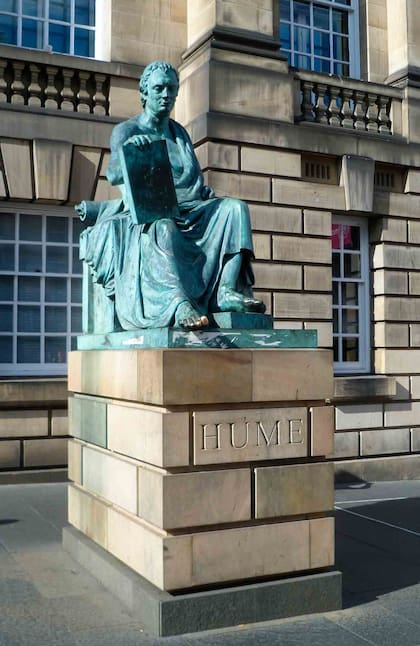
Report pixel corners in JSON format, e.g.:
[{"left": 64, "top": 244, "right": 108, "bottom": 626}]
[{"left": 110, "top": 115, "right": 144, "bottom": 149}]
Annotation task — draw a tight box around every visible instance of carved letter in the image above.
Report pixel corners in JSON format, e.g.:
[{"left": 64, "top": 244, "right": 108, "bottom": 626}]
[
  {"left": 230, "top": 422, "right": 249, "bottom": 449},
  {"left": 257, "top": 421, "right": 281, "bottom": 446},
  {"left": 201, "top": 424, "right": 221, "bottom": 450},
  {"left": 289, "top": 419, "right": 304, "bottom": 444}
]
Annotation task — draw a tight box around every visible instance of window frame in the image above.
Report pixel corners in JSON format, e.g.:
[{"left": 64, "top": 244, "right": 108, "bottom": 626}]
[
  {"left": 0, "top": 0, "right": 95, "bottom": 58},
  {"left": 279, "top": 0, "right": 360, "bottom": 79},
  {"left": 332, "top": 214, "right": 370, "bottom": 375},
  {"left": 0, "top": 204, "right": 82, "bottom": 377}
]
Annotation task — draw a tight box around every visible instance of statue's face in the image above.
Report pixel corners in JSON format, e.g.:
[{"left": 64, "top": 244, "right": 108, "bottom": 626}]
[{"left": 145, "top": 69, "right": 179, "bottom": 117}]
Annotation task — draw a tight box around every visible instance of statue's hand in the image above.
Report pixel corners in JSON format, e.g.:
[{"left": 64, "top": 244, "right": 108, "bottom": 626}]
[
  {"left": 201, "top": 185, "right": 215, "bottom": 199},
  {"left": 124, "top": 134, "right": 155, "bottom": 150}
]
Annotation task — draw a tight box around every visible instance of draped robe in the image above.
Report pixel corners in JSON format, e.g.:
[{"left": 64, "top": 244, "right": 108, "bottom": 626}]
[{"left": 80, "top": 118, "right": 255, "bottom": 329}]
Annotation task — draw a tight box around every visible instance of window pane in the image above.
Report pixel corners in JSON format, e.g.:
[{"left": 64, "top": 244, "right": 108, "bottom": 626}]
[
  {"left": 49, "top": 22, "right": 70, "bottom": 53},
  {"left": 280, "top": 22, "right": 291, "bottom": 50},
  {"left": 49, "top": 0, "right": 70, "bottom": 22},
  {"left": 72, "top": 218, "right": 83, "bottom": 243},
  {"left": 1, "top": 1, "right": 18, "bottom": 12},
  {"left": 45, "top": 277, "right": 67, "bottom": 302},
  {"left": 280, "top": 0, "right": 290, "bottom": 21},
  {"left": 332, "top": 9, "right": 348, "bottom": 33},
  {"left": 333, "top": 309, "right": 339, "bottom": 333},
  {"left": 342, "top": 309, "right": 358, "bottom": 334},
  {"left": 332, "top": 252, "right": 340, "bottom": 277},
  {"left": 72, "top": 247, "right": 82, "bottom": 274},
  {"left": 22, "top": 17, "right": 43, "bottom": 48},
  {"left": 343, "top": 337, "right": 358, "bottom": 362},
  {"left": 71, "top": 336, "right": 77, "bottom": 350},
  {"left": 17, "top": 336, "right": 40, "bottom": 363},
  {"left": 333, "top": 282, "right": 339, "bottom": 305},
  {"left": 46, "top": 217, "right": 68, "bottom": 243},
  {"left": 20, "top": 214, "right": 42, "bottom": 241},
  {"left": 0, "top": 276, "right": 14, "bottom": 300},
  {"left": 18, "top": 305, "right": 40, "bottom": 332},
  {"left": 333, "top": 62, "right": 349, "bottom": 76},
  {"left": 314, "top": 30, "right": 330, "bottom": 57},
  {"left": 344, "top": 253, "right": 361, "bottom": 278},
  {"left": 0, "top": 213, "right": 15, "bottom": 240},
  {"left": 0, "top": 14, "right": 18, "bottom": 45},
  {"left": 0, "top": 244, "right": 14, "bottom": 271},
  {"left": 75, "top": 0, "right": 95, "bottom": 26},
  {"left": 0, "top": 305, "right": 13, "bottom": 332},
  {"left": 295, "top": 53, "right": 310, "bottom": 69},
  {"left": 22, "top": 0, "right": 44, "bottom": 16},
  {"left": 294, "top": 1, "right": 310, "bottom": 25},
  {"left": 333, "top": 34, "right": 349, "bottom": 60},
  {"left": 19, "top": 244, "right": 42, "bottom": 272},
  {"left": 45, "top": 336, "right": 66, "bottom": 363},
  {"left": 314, "top": 57, "right": 331, "bottom": 73},
  {"left": 294, "top": 26, "right": 310, "bottom": 53},
  {"left": 0, "top": 337, "right": 13, "bottom": 362},
  {"left": 342, "top": 282, "right": 358, "bottom": 306},
  {"left": 349, "top": 226, "right": 360, "bottom": 250},
  {"left": 314, "top": 6, "right": 329, "bottom": 30},
  {"left": 71, "top": 306, "right": 82, "bottom": 332},
  {"left": 18, "top": 276, "right": 40, "bottom": 302},
  {"left": 333, "top": 337, "right": 339, "bottom": 361},
  {"left": 74, "top": 26, "right": 94, "bottom": 57},
  {"left": 45, "top": 306, "right": 67, "bottom": 332},
  {"left": 71, "top": 278, "right": 82, "bottom": 302},
  {"left": 46, "top": 246, "right": 68, "bottom": 273}
]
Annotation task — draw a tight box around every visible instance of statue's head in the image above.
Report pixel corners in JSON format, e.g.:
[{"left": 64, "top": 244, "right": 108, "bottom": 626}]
[{"left": 139, "top": 61, "right": 179, "bottom": 109}]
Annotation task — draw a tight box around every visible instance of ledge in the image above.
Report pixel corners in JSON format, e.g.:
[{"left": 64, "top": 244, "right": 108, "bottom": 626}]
[
  {"left": 332, "top": 375, "right": 396, "bottom": 402},
  {"left": 0, "top": 378, "right": 68, "bottom": 407}
]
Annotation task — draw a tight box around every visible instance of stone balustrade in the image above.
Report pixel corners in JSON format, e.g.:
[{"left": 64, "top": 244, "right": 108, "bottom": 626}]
[{"left": 295, "top": 71, "right": 404, "bottom": 136}]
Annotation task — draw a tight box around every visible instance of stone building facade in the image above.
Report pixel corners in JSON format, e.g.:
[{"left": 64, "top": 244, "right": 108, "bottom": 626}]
[{"left": 0, "top": 0, "right": 420, "bottom": 480}]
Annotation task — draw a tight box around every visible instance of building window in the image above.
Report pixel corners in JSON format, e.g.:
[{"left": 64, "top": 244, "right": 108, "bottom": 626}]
[
  {"left": 280, "top": 0, "right": 360, "bottom": 78},
  {"left": 0, "top": 0, "right": 95, "bottom": 57},
  {"left": 332, "top": 216, "right": 370, "bottom": 374},
  {"left": 0, "top": 207, "right": 82, "bottom": 376}
]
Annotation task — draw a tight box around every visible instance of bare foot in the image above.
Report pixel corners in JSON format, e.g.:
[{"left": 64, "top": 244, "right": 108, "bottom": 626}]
[
  {"left": 175, "top": 301, "right": 209, "bottom": 330},
  {"left": 218, "top": 287, "right": 266, "bottom": 314}
]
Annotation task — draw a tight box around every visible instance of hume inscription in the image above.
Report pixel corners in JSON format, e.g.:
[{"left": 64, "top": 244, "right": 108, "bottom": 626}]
[{"left": 193, "top": 408, "right": 308, "bottom": 465}]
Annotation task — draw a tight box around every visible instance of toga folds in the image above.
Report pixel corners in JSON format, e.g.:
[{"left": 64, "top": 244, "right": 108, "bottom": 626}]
[{"left": 80, "top": 118, "right": 255, "bottom": 329}]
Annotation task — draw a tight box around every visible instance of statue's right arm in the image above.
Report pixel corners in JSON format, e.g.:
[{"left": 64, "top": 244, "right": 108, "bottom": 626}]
[{"left": 106, "top": 125, "right": 126, "bottom": 186}]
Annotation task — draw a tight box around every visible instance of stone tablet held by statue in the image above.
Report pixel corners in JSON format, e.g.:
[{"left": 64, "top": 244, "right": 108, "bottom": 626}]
[{"left": 119, "top": 139, "right": 179, "bottom": 224}]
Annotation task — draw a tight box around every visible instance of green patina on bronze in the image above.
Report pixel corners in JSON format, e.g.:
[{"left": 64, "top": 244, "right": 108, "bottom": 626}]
[{"left": 76, "top": 60, "right": 267, "bottom": 334}]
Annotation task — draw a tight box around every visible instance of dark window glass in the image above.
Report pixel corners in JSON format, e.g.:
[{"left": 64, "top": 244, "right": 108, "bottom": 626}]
[
  {"left": 19, "top": 244, "right": 42, "bottom": 272},
  {"left": 48, "top": 22, "right": 70, "bottom": 53},
  {"left": 18, "top": 276, "right": 40, "bottom": 302},
  {"left": 314, "top": 30, "right": 330, "bottom": 57},
  {"left": 75, "top": 0, "right": 95, "bottom": 26},
  {"left": 46, "top": 217, "right": 68, "bottom": 243},
  {"left": 74, "top": 26, "right": 94, "bottom": 56},
  {"left": 17, "top": 336, "right": 40, "bottom": 362},
  {"left": 0, "top": 276, "right": 14, "bottom": 300},
  {"left": 280, "top": 0, "right": 291, "bottom": 21},
  {"left": 294, "top": 1, "right": 310, "bottom": 25},
  {"left": 45, "top": 277, "right": 67, "bottom": 302},
  {"left": 0, "top": 213, "right": 15, "bottom": 240},
  {"left": 46, "top": 246, "right": 68, "bottom": 273},
  {"left": 49, "top": 0, "right": 70, "bottom": 22},
  {"left": 20, "top": 214, "right": 42, "bottom": 241},
  {"left": 45, "top": 306, "right": 67, "bottom": 332},
  {"left": 0, "top": 14, "right": 18, "bottom": 45},
  {"left": 45, "top": 336, "right": 66, "bottom": 363},
  {"left": 0, "top": 336, "right": 13, "bottom": 362},
  {"left": 22, "top": 0, "right": 44, "bottom": 17},
  {"left": 71, "top": 278, "right": 82, "bottom": 302},
  {"left": 0, "top": 244, "right": 14, "bottom": 271},
  {"left": 280, "top": 22, "right": 291, "bottom": 49},
  {"left": 18, "top": 305, "right": 40, "bottom": 332},
  {"left": 0, "top": 305, "right": 13, "bottom": 332},
  {"left": 22, "top": 17, "right": 43, "bottom": 47},
  {"left": 71, "top": 306, "right": 82, "bottom": 332},
  {"left": 314, "top": 5, "right": 329, "bottom": 29}
]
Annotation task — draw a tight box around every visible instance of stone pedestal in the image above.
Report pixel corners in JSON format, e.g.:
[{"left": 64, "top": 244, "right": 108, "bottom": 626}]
[{"left": 65, "top": 345, "right": 341, "bottom": 636}]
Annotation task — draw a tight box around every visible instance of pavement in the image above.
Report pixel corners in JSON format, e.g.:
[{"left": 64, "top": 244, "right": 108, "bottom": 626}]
[{"left": 1, "top": 480, "right": 420, "bottom": 645}]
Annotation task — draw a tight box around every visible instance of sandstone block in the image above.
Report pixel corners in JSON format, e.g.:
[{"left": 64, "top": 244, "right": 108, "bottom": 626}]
[
  {"left": 23, "top": 437, "right": 67, "bottom": 467},
  {"left": 411, "top": 428, "right": 420, "bottom": 452},
  {"left": 311, "top": 406, "right": 334, "bottom": 456},
  {"left": 51, "top": 409, "right": 68, "bottom": 436},
  {"left": 68, "top": 483, "right": 109, "bottom": 549},
  {"left": 249, "top": 205, "right": 302, "bottom": 234},
  {"left": 360, "top": 428, "right": 410, "bottom": 456},
  {"left": 69, "top": 147, "right": 101, "bottom": 203},
  {"left": 82, "top": 445, "right": 137, "bottom": 514},
  {"left": 107, "top": 403, "right": 189, "bottom": 468},
  {"left": 195, "top": 142, "right": 239, "bottom": 171},
  {"left": 408, "top": 220, "right": 420, "bottom": 244},
  {"left": 303, "top": 210, "right": 332, "bottom": 236},
  {"left": 374, "top": 270, "right": 408, "bottom": 296},
  {"left": 310, "top": 517, "right": 334, "bottom": 569},
  {"left": 333, "top": 432, "right": 359, "bottom": 458},
  {"left": 0, "top": 440, "right": 20, "bottom": 468},
  {"left": 69, "top": 395, "right": 107, "bottom": 448},
  {"left": 373, "top": 244, "right": 420, "bottom": 271},
  {"left": 375, "top": 349, "right": 420, "bottom": 374},
  {"left": 405, "top": 169, "right": 420, "bottom": 193},
  {"left": 193, "top": 407, "right": 308, "bottom": 465},
  {"left": 374, "top": 322, "right": 409, "bottom": 348},
  {"left": 207, "top": 170, "right": 270, "bottom": 202},
  {"left": 253, "top": 262, "right": 301, "bottom": 290},
  {"left": 252, "top": 233, "right": 271, "bottom": 260},
  {"left": 409, "top": 272, "right": 420, "bottom": 295},
  {"left": 274, "top": 293, "right": 332, "bottom": 319},
  {"left": 411, "top": 376, "right": 420, "bottom": 398},
  {"left": 335, "top": 404, "right": 383, "bottom": 431},
  {"left": 304, "top": 322, "right": 332, "bottom": 347},
  {"left": 68, "top": 439, "right": 82, "bottom": 485},
  {"left": 0, "top": 139, "right": 33, "bottom": 199},
  {"left": 384, "top": 400, "right": 420, "bottom": 427},
  {"left": 241, "top": 147, "right": 301, "bottom": 177},
  {"left": 138, "top": 467, "right": 251, "bottom": 529},
  {"left": 273, "top": 235, "right": 331, "bottom": 264},
  {"left": 254, "top": 463, "right": 334, "bottom": 518},
  {"left": 272, "top": 179, "right": 345, "bottom": 210},
  {"left": 0, "top": 410, "right": 48, "bottom": 438},
  {"left": 372, "top": 217, "right": 407, "bottom": 243},
  {"left": 374, "top": 296, "right": 420, "bottom": 322},
  {"left": 33, "top": 139, "right": 72, "bottom": 201},
  {"left": 304, "top": 266, "right": 332, "bottom": 292},
  {"left": 410, "top": 324, "right": 420, "bottom": 346}
]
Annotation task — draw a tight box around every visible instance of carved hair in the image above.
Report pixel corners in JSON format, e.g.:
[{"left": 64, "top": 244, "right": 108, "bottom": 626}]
[{"left": 139, "top": 61, "right": 179, "bottom": 107}]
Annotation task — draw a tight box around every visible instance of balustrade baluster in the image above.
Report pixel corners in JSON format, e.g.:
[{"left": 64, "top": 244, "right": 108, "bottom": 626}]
[
  {"left": 377, "top": 95, "right": 392, "bottom": 134},
  {"left": 93, "top": 73, "right": 109, "bottom": 115},
  {"left": 366, "top": 93, "right": 379, "bottom": 133},
  {"left": 28, "top": 64, "right": 42, "bottom": 107},
  {"left": 76, "top": 70, "right": 92, "bottom": 113},
  {"left": 314, "top": 83, "right": 329, "bottom": 125},
  {"left": 61, "top": 69, "right": 77, "bottom": 111},
  {"left": 10, "top": 61, "right": 25, "bottom": 105},
  {"left": 340, "top": 88, "right": 354, "bottom": 129},
  {"left": 0, "top": 60, "right": 8, "bottom": 103},
  {"left": 45, "top": 66, "right": 59, "bottom": 109},
  {"left": 327, "top": 86, "right": 341, "bottom": 127},
  {"left": 353, "top": 91, "right": 367, "bottom": 131}
]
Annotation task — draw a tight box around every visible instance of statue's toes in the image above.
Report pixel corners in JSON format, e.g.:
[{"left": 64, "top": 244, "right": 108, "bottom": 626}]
[{"left": 244, "top": 298, "right": 266, "bottom": 314}]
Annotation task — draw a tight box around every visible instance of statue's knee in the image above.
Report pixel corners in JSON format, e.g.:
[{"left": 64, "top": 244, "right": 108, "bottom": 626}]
[{"left": 155, "top": 218, "right": 177, "bottom": 236}]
